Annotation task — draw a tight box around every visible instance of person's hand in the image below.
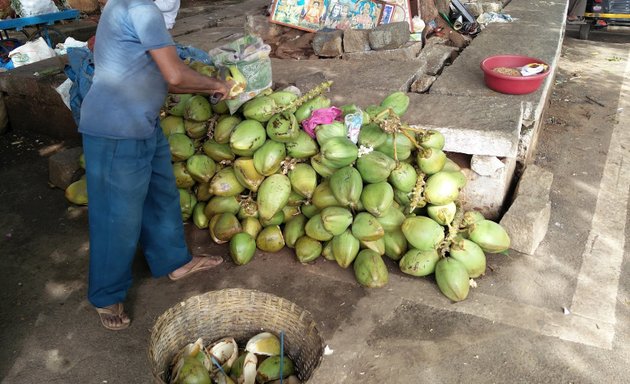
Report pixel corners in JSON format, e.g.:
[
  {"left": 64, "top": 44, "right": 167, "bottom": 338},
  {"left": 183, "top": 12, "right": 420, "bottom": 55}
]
[{"left": 207, "top": 78, "right": 231, "bottom": 102}]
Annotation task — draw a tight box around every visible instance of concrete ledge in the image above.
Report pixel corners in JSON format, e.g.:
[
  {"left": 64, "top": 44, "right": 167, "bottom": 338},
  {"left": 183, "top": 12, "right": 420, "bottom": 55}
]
[{"left": 406, "top": 93, "right": 522, "bottom": 157}]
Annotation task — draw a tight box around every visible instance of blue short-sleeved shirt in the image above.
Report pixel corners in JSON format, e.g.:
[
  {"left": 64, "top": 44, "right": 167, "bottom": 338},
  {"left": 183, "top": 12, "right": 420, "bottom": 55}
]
[{"left": 79, "top": 0, "right": 175, "bottom": 139}]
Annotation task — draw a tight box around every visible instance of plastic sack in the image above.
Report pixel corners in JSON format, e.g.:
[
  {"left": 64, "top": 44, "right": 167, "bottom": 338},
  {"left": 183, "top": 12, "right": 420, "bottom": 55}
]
[
  {"left": 8, "top": 37, "right": 56, "bottom": 67},
  {"left": 55, "top": 77, "right": 72, "bottom": 110},
  {"left": 10, "top": 0, "right": 58, "bottom": 17},
  {"left": 209, "top": 34, "right": 272, "bottom": 114}
]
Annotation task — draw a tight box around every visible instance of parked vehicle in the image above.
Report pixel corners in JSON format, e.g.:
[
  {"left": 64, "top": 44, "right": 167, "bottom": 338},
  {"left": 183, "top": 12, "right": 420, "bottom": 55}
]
[{"left": 580, "top": 0, "right": 630, "bottom": 39}]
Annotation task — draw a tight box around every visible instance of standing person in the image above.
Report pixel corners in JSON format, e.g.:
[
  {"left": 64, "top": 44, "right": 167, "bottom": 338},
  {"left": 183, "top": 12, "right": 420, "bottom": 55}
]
[
  {"left": 154, "top": 0, "right": 180, "bottom": 29},
  {"left": 79, "top": 0, "right": 231, "bottom": 331},
  {"left": 567, "top": 0, "right": 587, "bottom": 22}
]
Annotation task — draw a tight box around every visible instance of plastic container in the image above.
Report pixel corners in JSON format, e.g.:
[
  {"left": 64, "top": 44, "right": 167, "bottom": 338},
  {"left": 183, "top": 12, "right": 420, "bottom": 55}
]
[{"left": 480, "top": 55, "right": 551, "bottom": 95}]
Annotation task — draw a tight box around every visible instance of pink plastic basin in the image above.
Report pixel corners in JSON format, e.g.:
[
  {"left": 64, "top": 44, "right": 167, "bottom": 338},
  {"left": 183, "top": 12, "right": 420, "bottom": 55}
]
[{"left": 480, "top": 55, "right": 551, "bottom": 95}]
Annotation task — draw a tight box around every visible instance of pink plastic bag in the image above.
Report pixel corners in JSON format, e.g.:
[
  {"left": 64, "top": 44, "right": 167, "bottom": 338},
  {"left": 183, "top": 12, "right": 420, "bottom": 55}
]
[{"left": 301, "top": 107, "right": 343, "bottom": 138}]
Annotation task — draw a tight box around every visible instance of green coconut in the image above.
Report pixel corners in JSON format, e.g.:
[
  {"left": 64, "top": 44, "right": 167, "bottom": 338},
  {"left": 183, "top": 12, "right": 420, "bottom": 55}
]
[
  {"left": 169, "top": 133, "right": 195, "bottom": 161},
  {"left": 179, "top": 188, "right": 197, "bottom": 221},
  {"left": 241, "top": 217, "right": 263, "bottom": 239},
  {"left": 399, "top": 248, "right": 440, "bottom": 277},
  {"left": 213, "top": 212, "right": 242, "bottom": 242},
  {"left": 329, "top": 166, "right": 363, "bottom": 209},
  {"left": 233, "top": 157, "right": 265, "bottom": 192},
  {"left": 360, "top": 182, "right": 394, "bottom": 217},
  {"left": 65, "top": 178, "right": 88, "bottom": 205},
  {"left": 424, "top": 171, "right": 462, "bottom": 206},
  {"left": 172, "top": 162, "right": 195, "bottom": 189},
  {"left": 229, "top": 232, "right": 256, "bottom": 265},
  {"left": 229, "top": 120, "right": 267, "bottom": 157},
  {"left": 356, "top": 150, "right": 397, "bottom": 183},
  {"left": 214, "top": 115, "right": 242, "bottom": 144},
  {"left": 253, "top": 140, "right": 286, "bottom": 176},
  {"left": 209, "top": 167, "right": 245, "bottom": 197},
  {"left": 160, "top": 115, "right": 185, "bottom": 136},
  {"left": 320, "top": 137, "right": 358, "bottom": 168},
  {"left": 204, "top": 195, "right": 241, "bottom": 217},
  {"left": 257, "top": 174, "right": 292, "bottom": 221},
  {"left": 256, "top": 356, "right": 295, "bottom": 383},
  {"left": 383, "top": 228, "right": 408, "bottom": 261},
  {"left": 184, "top": 119, "right": 208, "bottom": 139},
  {"left": 375, "top": 133, "right": 412, "bottom": 161},
  {"left": 375, "top": 205, "right": 406, "bottom": 232},
  {"left": 283, "top": 214, "right": 307, "bottom": 248},
  {"left": 288, "top": 163, "right": 318, "bottom": 199},
  {"left": 242, "top": 96, "right": 277, "bottom": 123},
  {"left": 192, "top": 202, "right": 209, "bottom": 229},
  {"left": 294, "top": 95, "right": 331, "bottom": 123},
  {"left": 357, "top": 123, "right": 388, "bottom": 148},
  {"left": 401, "top": 216, "right": 445, "bottom": 251},
  {"left": 295, "top": 236, "right": 322, "bottom": 263},
  {"left": 417, "top": 148, "right": 447, "bottom": 175},
  {"left": 468, "top": 219, "right": 511, "bottom": 253},
  {"left": 304, "top": 214, "right": 334, "bottom": 242},
  {"left": 164, "top": 93, "right": 194, "bottom": 117},
  {"left": 285, "top": 130, "right": 319, "bottom": 159},
  {"left": 195, "top": 182, "right": 212, "bottom": 202},
  {"left": 268, "top": 90, "right": 299, "bottom": 107},
  {"left": 427, "top": 202, "right": 457, "bottom": 226},
  {"left": 315, "top": 121, "right": 347, "bottom": 145},
  {"left": 435, "top": 257, "right": 470, "bottom": 302},
  {"left": 360, "top": 237, "right": 385, "bottom": 255},
  {"left": 351, "top": 212, "right": 385, "bottom": 242},
  {"left": 388, "top": 162, "right": 418, "bottom": 193},
  {"left": 202, "top": 139, "right": 235, "bottom": 162},
  {"left": 259, "top": 211, "right": 285, "bottom": 227},
  {"left": 331, "top": 229, "right": 360, "bottom": 268},
  {"left": 321, "top": 240, "right": 334, "bottom": 261},
  {"left": 266, "top": 112, "right": 300, "bottom": 142},
  {"left": 186, "top": 154, "right": 216, "bottom": 183},
  {"left": 256, "top": 225, "right": 285, "bottom": 252},
  {"left": 301, "top": 204, "right": 320, "bottom": 219},
  {"left": 380, "top": 91, "right": 410, "bottom": 117},
  {"left": 419, "top": 129, "right": 445, "bottom": 150},
  {"left": 353, "top": 249, "right": 389, "bottom": 288},
  {"left": 320, "top": 206, "right": 354, "bottom": 236},
  {"left": 449, "top": 238, "right": 487, "bottom": 278},
  {"left": 184, "top": 95, "right": 212, "bottom": 122},
  {"left": 310, "top": 153, "right": 336, "bottom": 178}
]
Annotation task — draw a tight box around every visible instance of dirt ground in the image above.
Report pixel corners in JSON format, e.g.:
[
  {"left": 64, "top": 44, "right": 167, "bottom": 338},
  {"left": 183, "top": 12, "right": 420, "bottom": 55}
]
[{"left": 0, "top": 24, "right": 629, "bottom": 384}]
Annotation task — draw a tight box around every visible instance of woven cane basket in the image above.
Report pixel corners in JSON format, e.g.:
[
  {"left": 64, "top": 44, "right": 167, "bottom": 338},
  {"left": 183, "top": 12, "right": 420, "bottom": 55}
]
[{"left": 148, "top": 288, "right": 324, "bottom": 383}]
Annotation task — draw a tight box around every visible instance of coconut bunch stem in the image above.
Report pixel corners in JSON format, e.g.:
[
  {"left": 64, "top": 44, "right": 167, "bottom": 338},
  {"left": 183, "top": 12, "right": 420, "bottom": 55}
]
[
  {"left": 406, "top": 169, "right": 427, "bottom": 214},
  {"left": 276, "top": 81, "right": 334, "bottom": 115},
  {"left": 371, "top": 108, "right": 426, "bottom": 163},
  {"left": 438, "top": 203, "right": 465, "bottom": 257}
]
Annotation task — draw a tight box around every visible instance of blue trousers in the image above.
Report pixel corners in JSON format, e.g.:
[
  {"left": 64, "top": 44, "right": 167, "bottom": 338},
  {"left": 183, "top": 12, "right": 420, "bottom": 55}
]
[{"left": 82, "top": 129, "right": 191, "bottom": 308}]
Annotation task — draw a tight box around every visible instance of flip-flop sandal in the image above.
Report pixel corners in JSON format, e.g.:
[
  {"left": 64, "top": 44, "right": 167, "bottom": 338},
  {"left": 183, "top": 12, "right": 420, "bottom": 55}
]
[
  {"left": 95, "top": 303, "right": 130, "bottom": 331},
  {"left": 168, "top": 255, "right": 223, "bottom": 281}
]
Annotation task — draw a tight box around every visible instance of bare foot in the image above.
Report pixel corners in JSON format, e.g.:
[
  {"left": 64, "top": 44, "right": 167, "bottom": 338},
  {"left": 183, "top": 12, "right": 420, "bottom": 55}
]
[
  {"left": 168, "top": 255, "right": 223, "bottom": 281},
  {"left": 95, "top": 303, "right": 130, "bottom": 331}
]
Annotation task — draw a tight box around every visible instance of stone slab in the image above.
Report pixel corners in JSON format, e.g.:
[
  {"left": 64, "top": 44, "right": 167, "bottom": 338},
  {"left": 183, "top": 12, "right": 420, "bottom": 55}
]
[
  {"left": 459, "top": 156, "right": 517, "bottom": 220},
  {"left": 514, "top": 163, "right": 553, "bottom": 200},
  {"left": 430, "top": 0, "right": 566, "bottom": 126},
  {"left": 270, "top": 58, "right": 424, "bottom": 107},
  {"left": 405, "top": 93, "right": 522, "bottom": 157},
  {"left": 343, "top": 42, "right": 423, "bottom": 61},
  {"left": 49, "top": 147, "right": 83, "bottom": 190},
  {"left": 500, "top": 198, "right": 551, "bottom": 255},
  {"left": 418, "top": 43, "right": 459, "bottom": 75}
]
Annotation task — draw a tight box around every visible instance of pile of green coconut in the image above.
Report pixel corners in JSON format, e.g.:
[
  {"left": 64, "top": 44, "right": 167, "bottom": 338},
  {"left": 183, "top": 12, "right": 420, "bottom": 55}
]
[{"left": 66, "top": 64, "right": 511, "bottom": 302}]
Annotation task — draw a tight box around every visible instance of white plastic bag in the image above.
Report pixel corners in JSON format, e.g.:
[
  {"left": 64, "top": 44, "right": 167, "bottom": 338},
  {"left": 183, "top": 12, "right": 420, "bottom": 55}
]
[
  {"left": 11, "top": 0, "right": 59, "bottom": 17},
  {"left": 55, "top": 77, "right": 73, "bottom": 110},
  {"left": 8, "top": 37, "right": 57, "bottom": 67}
]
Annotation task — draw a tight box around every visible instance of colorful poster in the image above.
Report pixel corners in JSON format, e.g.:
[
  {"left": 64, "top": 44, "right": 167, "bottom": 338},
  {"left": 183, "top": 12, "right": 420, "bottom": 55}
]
[{"left": 270, "top": 0, "right": 384, "bottom": 32}]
